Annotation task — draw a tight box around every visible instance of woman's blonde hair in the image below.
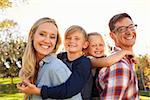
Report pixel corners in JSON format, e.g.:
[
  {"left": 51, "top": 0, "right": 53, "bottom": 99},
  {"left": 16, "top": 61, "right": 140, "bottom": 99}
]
[{"left": 19, "top": 17, "right": 61, "bottom": 81}]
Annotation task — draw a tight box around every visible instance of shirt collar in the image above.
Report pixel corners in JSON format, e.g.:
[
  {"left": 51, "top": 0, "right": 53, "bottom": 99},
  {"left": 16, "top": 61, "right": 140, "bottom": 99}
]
[{"left": 39, "top": 54, "right": 56, "bottom": 67}]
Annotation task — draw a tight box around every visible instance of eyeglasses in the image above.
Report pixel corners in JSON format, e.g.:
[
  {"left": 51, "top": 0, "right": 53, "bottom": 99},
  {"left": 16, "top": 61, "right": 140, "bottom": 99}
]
[{"left": 113, "top": 24, "right": 137, "bottom": 33}]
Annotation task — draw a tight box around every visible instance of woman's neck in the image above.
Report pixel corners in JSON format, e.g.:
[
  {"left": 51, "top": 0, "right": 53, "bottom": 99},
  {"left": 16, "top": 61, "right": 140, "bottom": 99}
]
[
  {"left": 35, "top": 53, "right": 44, "bottom": 63},
  {"left": 67, "top": 51, "right": 83, "bottom": 61}
]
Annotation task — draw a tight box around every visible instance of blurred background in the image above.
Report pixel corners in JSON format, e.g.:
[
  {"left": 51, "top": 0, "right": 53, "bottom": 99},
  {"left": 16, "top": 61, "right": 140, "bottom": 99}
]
[{"left": 0, "top": 0, "right": 149, "bottom": 99}]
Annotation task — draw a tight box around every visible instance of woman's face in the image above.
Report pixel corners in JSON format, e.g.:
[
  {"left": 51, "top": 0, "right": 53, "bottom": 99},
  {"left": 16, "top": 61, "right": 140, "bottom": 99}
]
[
  {"left": 87, "top": 35, "right": 105, "bottom": 57},
  {"left": 33, "top": 22, "right": 58, "bottom": 60}
]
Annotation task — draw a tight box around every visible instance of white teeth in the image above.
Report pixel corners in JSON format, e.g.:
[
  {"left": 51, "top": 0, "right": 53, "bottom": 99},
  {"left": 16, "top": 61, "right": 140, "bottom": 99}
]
[
  {"left": 41, "top": 45, "right": 49, "bottom": 49},
  {"left": 126, "top": 36, "right": 133, "bottom": 40},
  {"left": 95, "top": 51, "right": 101, "bottom": 54}
]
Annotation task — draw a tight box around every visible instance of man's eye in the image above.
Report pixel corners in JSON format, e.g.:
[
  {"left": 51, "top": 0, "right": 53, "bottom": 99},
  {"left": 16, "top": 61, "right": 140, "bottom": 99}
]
[{"left": 118, "top": 28, "right": 126, "bottom": 32}]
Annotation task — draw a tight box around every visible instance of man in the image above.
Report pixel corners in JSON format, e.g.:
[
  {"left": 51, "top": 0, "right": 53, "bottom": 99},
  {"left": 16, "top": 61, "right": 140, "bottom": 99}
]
[{"left": 98, "top": 13, "right": 139, "bottom": 100}]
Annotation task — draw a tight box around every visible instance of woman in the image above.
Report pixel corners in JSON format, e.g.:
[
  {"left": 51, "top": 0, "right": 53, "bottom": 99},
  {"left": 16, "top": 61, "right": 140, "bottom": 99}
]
[{"left": 17, "top": 17, "right": 82, "bottom": 100}]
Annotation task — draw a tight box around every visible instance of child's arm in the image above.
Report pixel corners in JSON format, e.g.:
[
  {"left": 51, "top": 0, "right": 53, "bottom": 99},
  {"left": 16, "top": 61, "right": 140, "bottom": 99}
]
[{"left": 91, "top": 50, "right": 134, "bottom": 68}]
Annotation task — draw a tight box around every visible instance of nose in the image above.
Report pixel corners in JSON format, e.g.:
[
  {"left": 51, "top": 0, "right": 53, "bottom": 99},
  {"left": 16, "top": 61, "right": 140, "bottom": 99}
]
[
  {"left": 96, "top": 45, "right": 101, "bottom": 50},
  {"left": 69, "top": 38, "right": 75, "bottom": 43},
  {"left": 44, "top": 36, "right": 51, "bottom": 43},
  {"left": 125, "top": 28, "right": 133, "bottom": 35}
]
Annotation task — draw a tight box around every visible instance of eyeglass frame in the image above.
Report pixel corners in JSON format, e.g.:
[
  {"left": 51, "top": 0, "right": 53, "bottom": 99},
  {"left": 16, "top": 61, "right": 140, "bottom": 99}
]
[{"left": 113, "top": 24, "right": 137, "bottom": 33}]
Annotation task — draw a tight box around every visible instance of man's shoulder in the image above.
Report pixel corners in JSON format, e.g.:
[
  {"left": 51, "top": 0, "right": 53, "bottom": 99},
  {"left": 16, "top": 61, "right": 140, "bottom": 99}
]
[{"left": 109, "top": 59, "right": 130, "bottom": 71}]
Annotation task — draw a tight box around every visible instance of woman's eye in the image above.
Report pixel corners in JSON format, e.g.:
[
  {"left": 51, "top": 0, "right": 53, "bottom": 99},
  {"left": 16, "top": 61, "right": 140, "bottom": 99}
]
[
  {"left": 66, "top": 37, "right": 71, "bottom": 40},
  {"left": 50, "top": 36, "right": 56, "bottom": 39},
  {"left": 39, "top": 32, "right": 45, "bottom": 36}
]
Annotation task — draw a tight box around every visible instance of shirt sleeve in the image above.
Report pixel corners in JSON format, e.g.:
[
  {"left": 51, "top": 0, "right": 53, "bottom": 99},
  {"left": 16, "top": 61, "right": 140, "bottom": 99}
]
[
  {"left": 104, "top": 62, "right": 130, "bottom": 100},
  {"left": 41, "top": 57, "right": 91, "bottom": 99}
]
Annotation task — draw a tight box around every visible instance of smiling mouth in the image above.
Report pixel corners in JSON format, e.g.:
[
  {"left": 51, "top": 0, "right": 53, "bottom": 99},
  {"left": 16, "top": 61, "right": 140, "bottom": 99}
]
[
  {"left": 125, "top": 35, "right": 134, "bottom": 40},
  {"left": 94, "top": 51, "right": 102, "bottom": 55},
  {"left": 68, "top": 44, "right": 76, "bottom": 47},
  {"left": 41, "top": 45, "right": 50, "bottom": 49}
]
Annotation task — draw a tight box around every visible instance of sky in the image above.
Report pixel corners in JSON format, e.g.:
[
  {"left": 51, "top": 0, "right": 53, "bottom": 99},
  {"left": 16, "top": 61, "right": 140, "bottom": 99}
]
[{"left": 1, "top": 0, "right": 150, "bottom": 55}]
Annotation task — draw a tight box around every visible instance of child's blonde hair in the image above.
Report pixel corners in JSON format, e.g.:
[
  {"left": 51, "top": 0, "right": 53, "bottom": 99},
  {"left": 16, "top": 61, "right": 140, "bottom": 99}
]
[
  {"left": 64, "top": 25, "right": 88, "bottom": 40},
  {"left": 87, "top": 32, "right": 104, "bottom": 44}
]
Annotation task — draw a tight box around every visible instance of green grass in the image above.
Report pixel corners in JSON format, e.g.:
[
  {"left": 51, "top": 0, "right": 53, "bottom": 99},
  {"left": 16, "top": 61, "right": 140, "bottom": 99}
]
[
  {"left": 140, "top": 96, "right": 150, "bottom": 100},
  {"left": 0, "top": 84, "right": 19, "bottom": 93},
  {"left": 0, "top": 77, "right": 21, "bottom": 84},
  {"left": 140, "top": 90, "right": 150, "bottom": 97},
  {"left": 0, "top": 93, "right": 24, "bottom": 100},
  {"left": 0, "top": 78, "right": 150, "bottom": 99}
]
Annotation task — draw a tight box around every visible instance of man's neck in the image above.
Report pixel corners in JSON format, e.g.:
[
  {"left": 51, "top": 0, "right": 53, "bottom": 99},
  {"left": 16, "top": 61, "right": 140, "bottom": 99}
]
[{"left": 116, "top": 46, "right": 133, "bottom": 51}]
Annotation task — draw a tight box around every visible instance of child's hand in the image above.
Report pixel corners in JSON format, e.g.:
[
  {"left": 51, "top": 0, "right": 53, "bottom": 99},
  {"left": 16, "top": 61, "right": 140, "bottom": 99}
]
[
  {"left": 17, "top": 80, "right": 40, "bottom": 95},
  {"left": 17, "top": 79, "right": 30, "bottom": 87}
]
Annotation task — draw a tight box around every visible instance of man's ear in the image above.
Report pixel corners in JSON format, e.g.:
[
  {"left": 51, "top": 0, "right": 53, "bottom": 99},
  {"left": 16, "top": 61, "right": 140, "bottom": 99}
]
[
  {"left": 109, "top": 32, "right": 115, "bottom": 40},
  {"left": 83, "top": 41, "right": 89, "bottom": 49},
  {"left": 110, "top": 32, "right": 119, "bottom": 47}
]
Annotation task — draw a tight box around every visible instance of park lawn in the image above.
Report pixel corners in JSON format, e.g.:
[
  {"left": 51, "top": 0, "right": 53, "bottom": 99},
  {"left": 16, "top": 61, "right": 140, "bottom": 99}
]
[
  {"left": 0, "top": 93, "right": 24, "bottom": 100},
  {"left": 0, "top": 77, "right": 21, "bottom": 84},
  {"left": 140, "top": 96, "right": 150, "bottom": 100},
  {"left": 0, "top": 78, "right": 150, "bottom": 100}
]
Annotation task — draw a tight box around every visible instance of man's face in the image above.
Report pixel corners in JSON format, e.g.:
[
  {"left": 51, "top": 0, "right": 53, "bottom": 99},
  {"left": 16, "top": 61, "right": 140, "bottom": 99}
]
[{"left": 112, "top": 17, "right": 136, "bottom": 50}]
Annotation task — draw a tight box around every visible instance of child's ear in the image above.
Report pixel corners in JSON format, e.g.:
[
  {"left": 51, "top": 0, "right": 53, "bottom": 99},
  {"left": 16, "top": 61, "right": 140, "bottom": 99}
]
[{"left": 83, "top": 41, "right": 89, "bottom": 49}]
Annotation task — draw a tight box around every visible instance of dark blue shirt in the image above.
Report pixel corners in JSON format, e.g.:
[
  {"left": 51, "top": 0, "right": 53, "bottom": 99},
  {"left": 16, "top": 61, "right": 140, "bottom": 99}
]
[{"left": 41, "top": 52, "right": 92, "bottom": 99}]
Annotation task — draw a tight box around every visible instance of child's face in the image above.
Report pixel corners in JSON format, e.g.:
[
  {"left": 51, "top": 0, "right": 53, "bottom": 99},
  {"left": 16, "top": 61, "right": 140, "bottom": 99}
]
[
  {"left": 64, "top": 31, "right": 87, "bottom": 54},
  {"left": 87, "top": 35, "right": 105, "bottom": 57}
]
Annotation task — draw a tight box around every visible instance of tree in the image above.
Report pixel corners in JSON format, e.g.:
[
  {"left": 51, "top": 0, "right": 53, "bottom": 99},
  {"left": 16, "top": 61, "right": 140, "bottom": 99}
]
[
  {"left": 0, "top": 0, "right": 28, "bottom": 84},
  {"left": 0, "top": 19, "right": 26, "bottom": 84},
  {"left": 0, "top": 0, "right": 12, "bottom": 9},
  {"left": 137, "top": 54, "right": 150, "bottom": 91}
]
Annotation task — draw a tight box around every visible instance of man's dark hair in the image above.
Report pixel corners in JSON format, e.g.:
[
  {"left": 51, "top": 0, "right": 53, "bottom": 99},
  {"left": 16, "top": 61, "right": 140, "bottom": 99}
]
[{"left": 109, "top": 13, "right": 132, "bottom": 31}]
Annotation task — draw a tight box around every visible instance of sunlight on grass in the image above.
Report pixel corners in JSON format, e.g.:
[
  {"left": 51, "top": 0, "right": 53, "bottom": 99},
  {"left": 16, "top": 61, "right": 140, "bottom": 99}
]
[
  {"left": 140, "top": 96, "right": 150, "bottom": 100},
  {"left": 0, "top": 77, "right": 21, "bottom": 84},
  {"left": 0, "top": 93, "right": 24, "bottom": 100}
]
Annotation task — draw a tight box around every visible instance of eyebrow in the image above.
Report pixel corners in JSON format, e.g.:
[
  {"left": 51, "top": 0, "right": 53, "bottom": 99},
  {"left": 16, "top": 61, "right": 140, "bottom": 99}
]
[
  {"left": 41, "top": 31, "right": 57, "bottom": 35},
  {"left": 117, "top": 23, "right": 134, "bottom": 28}
]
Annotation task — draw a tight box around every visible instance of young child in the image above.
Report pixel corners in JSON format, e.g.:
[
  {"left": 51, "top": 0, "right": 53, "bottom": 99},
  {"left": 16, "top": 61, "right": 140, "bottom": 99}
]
[{"left": 85, "top": 32, "right": 134, "bottom": 99}]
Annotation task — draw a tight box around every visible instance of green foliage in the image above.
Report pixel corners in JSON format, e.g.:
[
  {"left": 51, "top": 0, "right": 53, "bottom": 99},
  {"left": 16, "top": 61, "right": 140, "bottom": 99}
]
[
  {"left": 0, "top": 19, "right": 17, "bottom": 31},
  {"left": 0, "top": 0, "right": 12, "bottom": 9},
  {"left": 136, "top": 54, "right": 150, "bottom": 90}
]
